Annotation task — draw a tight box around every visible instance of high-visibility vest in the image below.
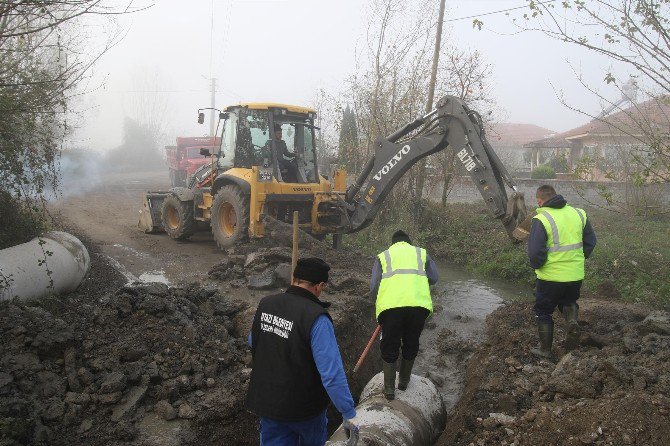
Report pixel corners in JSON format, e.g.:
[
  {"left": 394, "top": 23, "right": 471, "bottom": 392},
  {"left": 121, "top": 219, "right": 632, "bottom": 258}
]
[
  {"left": 375, "top": 242, "right": 433, "bottom": 319},
  {"left": 532, "top": 205, "right": 587, "bottom": 282}
]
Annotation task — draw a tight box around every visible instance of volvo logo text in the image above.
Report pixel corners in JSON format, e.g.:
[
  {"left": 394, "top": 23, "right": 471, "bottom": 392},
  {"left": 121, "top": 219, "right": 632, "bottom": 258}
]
[{"left": 373, "top": 145, "right": 411, "bottom": 181}]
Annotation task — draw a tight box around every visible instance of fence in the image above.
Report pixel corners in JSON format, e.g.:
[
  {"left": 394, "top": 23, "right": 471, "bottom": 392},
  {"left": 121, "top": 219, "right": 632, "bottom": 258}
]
[{"left": 426, "top": 177, "right": 670, "bottom": 210}]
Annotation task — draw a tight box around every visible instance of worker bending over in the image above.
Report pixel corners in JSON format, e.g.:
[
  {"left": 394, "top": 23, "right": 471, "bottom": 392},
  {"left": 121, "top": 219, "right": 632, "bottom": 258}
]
[
  {"left": 528, "top": 185, "right": 596, "bottom": 359},
  {"left": 371, "top": 230, "right": 439, "bottom": 400},
  {"left": 246, "top": 257, "right": 359, "bottom": 446}
]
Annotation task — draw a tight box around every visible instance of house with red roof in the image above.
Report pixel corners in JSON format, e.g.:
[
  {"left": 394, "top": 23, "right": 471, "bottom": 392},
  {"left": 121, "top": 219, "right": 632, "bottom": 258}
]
[
  {"left": 524, "top": 97, "right": 670, "bottom": 180},
  {"left": 487, "top": 123, "right": 556, "bottom": 176}
]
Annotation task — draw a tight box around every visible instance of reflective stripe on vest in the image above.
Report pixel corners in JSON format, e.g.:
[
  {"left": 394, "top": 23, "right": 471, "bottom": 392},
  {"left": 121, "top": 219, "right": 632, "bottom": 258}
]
[
  {"left": 381, "top": 247, "right": 426, "bottom": 279},
  {"left": 375, "top": 242, "right": 432, "bottom": 319},
  {"left": 533, "top": 205, "right": 587, "bottom": 282},
  {"left": 539, "top": 209, "right": 584, "bottom": 252}
]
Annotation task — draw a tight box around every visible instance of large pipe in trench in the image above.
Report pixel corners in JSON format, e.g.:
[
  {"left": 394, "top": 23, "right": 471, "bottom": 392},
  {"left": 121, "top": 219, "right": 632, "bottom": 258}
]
[
  {"left": 0, "top": 231, "right": 90, "bottom": 301},
  {"left": 327, "top": 372, "right": 446, "bottom": 446}
]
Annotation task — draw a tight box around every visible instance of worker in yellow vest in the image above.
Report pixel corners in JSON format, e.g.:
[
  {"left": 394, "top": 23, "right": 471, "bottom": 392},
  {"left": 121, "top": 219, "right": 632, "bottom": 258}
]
[
  {"left": 528, "top": 185, "right": 597, "bottom": 359},
  {"left": 370, "top": 230, "right": 439, "bottom": 400}
]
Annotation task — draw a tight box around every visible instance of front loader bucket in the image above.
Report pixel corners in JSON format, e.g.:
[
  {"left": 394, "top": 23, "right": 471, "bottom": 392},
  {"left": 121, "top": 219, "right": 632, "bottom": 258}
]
[{"left": 138, "top": 192, "right": 168, "bottom": 234}]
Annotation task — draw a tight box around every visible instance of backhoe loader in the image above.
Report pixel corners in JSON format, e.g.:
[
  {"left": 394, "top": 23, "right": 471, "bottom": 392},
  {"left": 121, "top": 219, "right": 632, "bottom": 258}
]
[{"left": 138, "top": 96, "right": 528, "bottom": 249}]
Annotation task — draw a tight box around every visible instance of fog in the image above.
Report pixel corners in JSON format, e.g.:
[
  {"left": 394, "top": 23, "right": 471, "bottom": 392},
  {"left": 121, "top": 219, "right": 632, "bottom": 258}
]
[{"left": 73, "top": 0, "right": 627, "bottom": 152}]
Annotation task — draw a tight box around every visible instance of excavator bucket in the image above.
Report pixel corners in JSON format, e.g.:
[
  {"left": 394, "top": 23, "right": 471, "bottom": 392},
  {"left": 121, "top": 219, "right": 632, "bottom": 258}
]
[
  {"left": 138, "top": 193, "right": 167, "bottom": 234},
  {"left": 506, "top": 191, "right": 530, "bottom": 242}
]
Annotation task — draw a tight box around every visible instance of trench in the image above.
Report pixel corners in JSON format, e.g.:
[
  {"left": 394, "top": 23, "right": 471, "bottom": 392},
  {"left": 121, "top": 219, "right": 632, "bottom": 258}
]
[
  {"left": 415, "top": 263, "right": 525, "bottom": 411},
  {"left": 327, "top": 263, "right": 527, "bottom": 445}
]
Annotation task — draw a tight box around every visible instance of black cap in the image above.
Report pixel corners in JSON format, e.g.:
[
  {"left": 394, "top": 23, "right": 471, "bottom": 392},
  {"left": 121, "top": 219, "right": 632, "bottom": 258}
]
[
  {"left": 392, "top": 230, "right": 412, "bottom": 245},
  {"left": 293, "top": 257, "right": 330, "bottom": 284},
  {"left": 274, "top": 124, "right": 282, "bottom": 132}
]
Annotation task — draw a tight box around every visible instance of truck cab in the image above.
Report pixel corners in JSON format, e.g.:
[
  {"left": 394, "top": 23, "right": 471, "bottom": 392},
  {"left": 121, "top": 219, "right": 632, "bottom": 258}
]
[{"left": 166, "top": 137, "right": 221, "bottom": 187}]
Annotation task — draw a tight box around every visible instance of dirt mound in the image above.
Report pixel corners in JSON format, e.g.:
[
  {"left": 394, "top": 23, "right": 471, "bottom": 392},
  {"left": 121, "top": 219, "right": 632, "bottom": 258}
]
[
  {"left": 0, "top": 279, "right": 254, "bottom": 446},
  {"left": 208, "top": 216, "right": 374, "bottom": 297},
  {"left": 0, "top": 224, "right": 381, "bottom": 446},
  {"left": 438, "top": 299, "right": 670, "bottom": 446}
]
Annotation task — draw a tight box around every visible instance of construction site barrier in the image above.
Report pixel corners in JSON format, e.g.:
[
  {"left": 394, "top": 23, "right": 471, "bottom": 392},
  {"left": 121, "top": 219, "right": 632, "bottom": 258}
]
[
  {"left": 0, "top": 231, "right": 90, "bottom": 301},
  {"left": 327, "top": 372, "right": 446, "bottom": 446}
]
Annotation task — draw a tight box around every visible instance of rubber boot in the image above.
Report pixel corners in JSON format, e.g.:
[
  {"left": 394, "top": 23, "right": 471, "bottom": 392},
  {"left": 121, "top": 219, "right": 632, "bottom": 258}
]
[
  {"left": 562, "top": 303, "right": 581, "bottom": 350},
  {"left": 530, "top": 323, "right": 554, "bottom": 360},
  {"left": 397, "top": 358, "right": 414, "bottom": 391},
  {"left": 382, "top": 361, "right": 396, "bottom": 400}
]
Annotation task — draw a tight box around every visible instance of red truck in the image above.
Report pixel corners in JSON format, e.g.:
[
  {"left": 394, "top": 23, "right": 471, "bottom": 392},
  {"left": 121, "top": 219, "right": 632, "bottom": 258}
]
[{"left": 166, "top": 137, "right": 221, "bottom": 187}]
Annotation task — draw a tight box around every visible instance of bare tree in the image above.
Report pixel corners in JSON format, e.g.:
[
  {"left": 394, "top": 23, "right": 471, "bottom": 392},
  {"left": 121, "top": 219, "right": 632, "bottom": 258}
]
[
  {"left": 344, "top": 0, "right": 435, "bottom": 212},
  {"left": 0, "top": 1, "right": 146, "bottom": 203},
  {"left": 332, "top": 0, "right": 498, "bottom": 217},
  {"left": 506, "top": 1, "right": 670, "bottom": 186},
  {"left": 432, "top": 48, "right": 496, "bottom": 206}
]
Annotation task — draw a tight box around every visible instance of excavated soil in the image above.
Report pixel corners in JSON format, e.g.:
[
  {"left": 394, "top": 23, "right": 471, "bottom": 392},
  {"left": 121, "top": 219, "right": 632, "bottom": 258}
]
[
  {"left": 437, "top": 294, "right": 670, "bottom": 446},
  {"left": 0, "top": 221, "right": 379, "bottom": 445},
  {"left": 6, "top": 170, "right": 669, "bottom": 445}
]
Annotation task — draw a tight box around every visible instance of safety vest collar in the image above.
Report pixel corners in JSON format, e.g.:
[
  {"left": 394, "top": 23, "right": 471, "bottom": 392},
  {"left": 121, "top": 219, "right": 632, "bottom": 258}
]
[
  {"left": 380, "top": 244, "right": 426, "bottom": 279},
  {"left": 537, "top": 207, "right": 585, "bottom": 253}
]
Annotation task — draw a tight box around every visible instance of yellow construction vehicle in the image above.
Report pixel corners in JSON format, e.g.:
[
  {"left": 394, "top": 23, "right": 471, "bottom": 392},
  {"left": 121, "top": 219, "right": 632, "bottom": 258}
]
[
  {"left": 139, "top": 96, "right": 528, "bottom": 249},
  {"left": 139, "top": 102, "right": 349, "bottom": 249}
]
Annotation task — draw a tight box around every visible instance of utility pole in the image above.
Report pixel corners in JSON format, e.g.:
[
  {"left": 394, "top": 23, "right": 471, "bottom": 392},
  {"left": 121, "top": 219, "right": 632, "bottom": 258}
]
[
  {"left": 209, "top": 77, "right": 217, "bottom": 137},
  {"left": 415, "top": 0, "right": 446, "bottom": 212},
  {"left": 426, "top": 0, "right": 446, "bottom": 113}
]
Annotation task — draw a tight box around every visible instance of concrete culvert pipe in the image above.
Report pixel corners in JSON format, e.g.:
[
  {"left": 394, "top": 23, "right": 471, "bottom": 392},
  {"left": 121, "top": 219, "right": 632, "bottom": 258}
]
[
  {"left": 0, "top": 231, "right": 90, "bottom": 301},
  {"left": 327, "top": 372, "right": 446, "bottom": 446}
]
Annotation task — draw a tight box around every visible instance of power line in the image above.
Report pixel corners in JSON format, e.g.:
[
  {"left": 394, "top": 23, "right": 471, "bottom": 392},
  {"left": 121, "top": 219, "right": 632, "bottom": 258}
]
[{"left": 443, "top": 0, "right": 556, "bottom": 24}]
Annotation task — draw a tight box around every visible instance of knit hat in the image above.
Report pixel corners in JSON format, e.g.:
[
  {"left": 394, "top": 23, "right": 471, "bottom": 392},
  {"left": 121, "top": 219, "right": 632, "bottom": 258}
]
[{"left": 293, "top": 257, "right": 330, "bottom": 284}]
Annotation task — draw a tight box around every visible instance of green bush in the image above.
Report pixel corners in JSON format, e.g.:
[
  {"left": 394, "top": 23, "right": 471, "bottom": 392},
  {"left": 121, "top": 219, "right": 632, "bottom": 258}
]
[
  {"left": 0, "top": 192, "right": 49, "bottom": 250},
  {"left": 531, "top": 164, "right": 556, "bottom": 179},
  {"left": 346, "top": 199, "right": 670, "bottom": 310}
]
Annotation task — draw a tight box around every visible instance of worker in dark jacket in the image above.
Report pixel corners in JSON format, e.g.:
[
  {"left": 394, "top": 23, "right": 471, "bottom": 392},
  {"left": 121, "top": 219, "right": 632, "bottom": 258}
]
[
  {"left": 370, "top": 230, "right": 439, "bottom": 400},
  {"left": 246, "top": 257, "right": 359, "bottom": 446},
  {"left": 528, "top": 185, "right": 596, "bottom": 359}
]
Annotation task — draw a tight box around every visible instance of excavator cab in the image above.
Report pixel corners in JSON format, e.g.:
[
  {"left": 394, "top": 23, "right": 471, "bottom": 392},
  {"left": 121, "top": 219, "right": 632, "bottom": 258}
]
[{"left": 229, "top": 106, "right": 319, "bottom": 184}]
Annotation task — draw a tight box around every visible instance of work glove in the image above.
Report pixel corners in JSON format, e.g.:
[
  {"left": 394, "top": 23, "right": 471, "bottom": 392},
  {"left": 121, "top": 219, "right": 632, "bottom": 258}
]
[{"left": 342, "top": 416, "right": 360, "bottom": 446}]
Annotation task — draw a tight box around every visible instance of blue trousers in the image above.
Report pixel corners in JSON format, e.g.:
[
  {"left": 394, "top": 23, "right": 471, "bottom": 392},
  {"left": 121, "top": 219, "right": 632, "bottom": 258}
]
[{"left": 259, "top": 411, "right": 328, "bottom": 446}]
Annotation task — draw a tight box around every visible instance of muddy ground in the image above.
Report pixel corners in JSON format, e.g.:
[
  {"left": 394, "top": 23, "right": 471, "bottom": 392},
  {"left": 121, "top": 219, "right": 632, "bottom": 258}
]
[
  {"left": 437, "top": 293, "right": 670, "bottom": 446},
  {"left": 1, "top": 171, "right": 380, "bottom": 445},
  {"left": 2, "top": 169, "right": 669, "bottom": 445}
]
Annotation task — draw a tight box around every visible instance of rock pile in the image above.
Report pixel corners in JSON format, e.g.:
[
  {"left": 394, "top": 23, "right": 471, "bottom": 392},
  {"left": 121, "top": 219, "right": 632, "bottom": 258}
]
[
  {"left": 0, "top": 282, "right": 254, "bottom": 446},
  {"left": 438, "top": 298, "right": 670, "bottom": 446},
  {"left": 207, "top": 219, "right": 373, "bottom": 297}
]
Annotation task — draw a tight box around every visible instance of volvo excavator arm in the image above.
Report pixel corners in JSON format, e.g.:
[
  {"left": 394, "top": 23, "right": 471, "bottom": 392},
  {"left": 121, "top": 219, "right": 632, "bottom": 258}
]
[{"left": 343, "top": 95, "right": 528, "bottom": 240}]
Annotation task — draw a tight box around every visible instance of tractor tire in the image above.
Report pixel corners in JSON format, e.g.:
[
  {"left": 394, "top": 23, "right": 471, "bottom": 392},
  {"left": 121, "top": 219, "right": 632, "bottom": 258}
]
[
  {"left": 161, "top": 194, "right": 197, "bottom": 240},
  {"left": 211, "top": 185, "right": 249, "bottom": 249}
]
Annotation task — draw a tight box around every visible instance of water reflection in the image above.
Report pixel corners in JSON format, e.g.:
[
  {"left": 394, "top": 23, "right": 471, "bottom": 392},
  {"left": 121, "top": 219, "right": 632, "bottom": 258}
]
[{"left": 415, "top": 263, "right": 525, "bottom": 411}]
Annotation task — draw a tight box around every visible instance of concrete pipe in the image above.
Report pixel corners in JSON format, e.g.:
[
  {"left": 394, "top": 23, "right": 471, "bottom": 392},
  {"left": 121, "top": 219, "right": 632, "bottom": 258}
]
[
  {"left": 327, "top": 372, "right": 446, "bottom": 446},
  {"left": 0, "top": 231, "right": 90, "bottom": 301}
]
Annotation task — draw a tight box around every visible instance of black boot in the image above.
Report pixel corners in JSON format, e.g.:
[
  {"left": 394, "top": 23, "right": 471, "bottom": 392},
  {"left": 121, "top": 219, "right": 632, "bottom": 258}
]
[
  {"left": 562, "top": 303, "right": 581, "bottom": 349},
  {"left": 382, "top": 361, "right": 396, "bottom": 400},
  {"left": 397, "top": 358, "right": 414, "bottom": 391},
  {"left": 530, "top": 323, "right": 554, "bottom": 359}
]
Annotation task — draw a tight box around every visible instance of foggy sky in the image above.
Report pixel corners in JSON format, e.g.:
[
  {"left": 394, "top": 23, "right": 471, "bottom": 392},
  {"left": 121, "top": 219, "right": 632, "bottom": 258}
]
[{"left": 75, "top": 0, "right": 628, "bottom": 152}]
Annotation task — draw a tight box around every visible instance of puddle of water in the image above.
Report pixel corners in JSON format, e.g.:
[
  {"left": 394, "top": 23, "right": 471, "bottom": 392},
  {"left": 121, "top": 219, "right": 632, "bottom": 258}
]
[
  {"left": 137, "top": 271, "right": 170, "bottom": 285},
  {"left": 415, "top": 263, "right": 527, "bottom": 411}
]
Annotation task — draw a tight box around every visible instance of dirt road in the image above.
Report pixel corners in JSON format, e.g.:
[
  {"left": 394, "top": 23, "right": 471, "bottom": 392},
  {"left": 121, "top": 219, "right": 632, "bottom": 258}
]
[{"left": 53, "top": 170, "right": 225, "bottom": 284}]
